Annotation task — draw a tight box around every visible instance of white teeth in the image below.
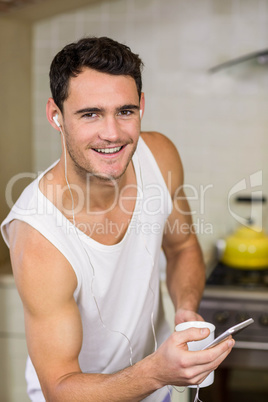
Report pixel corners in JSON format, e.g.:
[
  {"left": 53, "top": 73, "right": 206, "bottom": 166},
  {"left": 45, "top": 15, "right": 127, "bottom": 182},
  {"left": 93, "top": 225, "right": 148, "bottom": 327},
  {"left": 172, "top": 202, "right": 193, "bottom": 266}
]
[{"left": 95, "top": 146, "right": 122, "bottom": 154}]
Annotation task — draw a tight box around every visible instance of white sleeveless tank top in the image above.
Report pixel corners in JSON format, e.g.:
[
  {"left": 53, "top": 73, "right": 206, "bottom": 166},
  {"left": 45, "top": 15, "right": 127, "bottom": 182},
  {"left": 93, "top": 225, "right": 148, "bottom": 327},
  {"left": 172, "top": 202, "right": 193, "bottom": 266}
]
[{"left": 1, "top": 137, "right": 173, "bottom": 401}]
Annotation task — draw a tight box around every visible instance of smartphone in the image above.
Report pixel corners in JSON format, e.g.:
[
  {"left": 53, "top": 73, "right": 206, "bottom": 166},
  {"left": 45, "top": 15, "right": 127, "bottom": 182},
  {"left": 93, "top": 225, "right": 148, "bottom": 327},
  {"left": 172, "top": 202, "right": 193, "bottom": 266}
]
[{"left": 202, "top": 318, "right": 254, "bottom": 350}]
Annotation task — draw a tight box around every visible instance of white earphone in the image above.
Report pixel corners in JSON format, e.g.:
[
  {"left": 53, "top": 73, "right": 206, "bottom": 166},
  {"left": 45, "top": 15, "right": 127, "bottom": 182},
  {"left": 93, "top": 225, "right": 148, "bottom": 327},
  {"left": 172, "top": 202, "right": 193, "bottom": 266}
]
[
  {"left": 53, "top": 114, "right": 61, "bottom": 128},
  {"left": 139, "top": 109, "right": 142, "bottom": 119}
]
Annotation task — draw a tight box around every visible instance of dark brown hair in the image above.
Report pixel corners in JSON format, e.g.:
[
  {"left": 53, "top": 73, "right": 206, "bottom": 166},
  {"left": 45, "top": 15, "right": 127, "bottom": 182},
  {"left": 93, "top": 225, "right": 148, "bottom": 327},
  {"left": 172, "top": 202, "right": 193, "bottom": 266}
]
[{"left": 49, "top": 36, "right": 144, "bottom": 112}]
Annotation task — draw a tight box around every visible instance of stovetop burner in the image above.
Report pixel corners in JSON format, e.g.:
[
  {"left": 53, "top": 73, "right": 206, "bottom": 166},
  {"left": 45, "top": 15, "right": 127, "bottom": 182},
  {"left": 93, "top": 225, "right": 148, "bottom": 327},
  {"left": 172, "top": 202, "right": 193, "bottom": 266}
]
[{"left": 207, "top": 263, "right": 268, "bottom": 289}]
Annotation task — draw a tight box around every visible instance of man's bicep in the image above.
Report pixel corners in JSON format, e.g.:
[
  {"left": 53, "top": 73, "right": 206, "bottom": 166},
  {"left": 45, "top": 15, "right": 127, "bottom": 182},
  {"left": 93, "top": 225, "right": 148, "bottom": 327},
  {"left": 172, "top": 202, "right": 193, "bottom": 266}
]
[
  {"left": 9, "top": 220, "right": 82, "bottom": 398},
  {"left": 24, "top": 295, "right": 83, "bottom": 397}
]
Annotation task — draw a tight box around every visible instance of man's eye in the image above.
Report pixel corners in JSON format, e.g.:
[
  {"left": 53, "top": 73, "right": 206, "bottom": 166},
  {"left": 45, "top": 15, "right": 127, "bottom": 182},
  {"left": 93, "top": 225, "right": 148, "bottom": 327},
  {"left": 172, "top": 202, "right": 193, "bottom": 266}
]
[
  {"left": 119, "top": 110, "right": 132, "bottom": 116},
  {"left": 82, "top": 113, "right": 97, "bottom": 118}
]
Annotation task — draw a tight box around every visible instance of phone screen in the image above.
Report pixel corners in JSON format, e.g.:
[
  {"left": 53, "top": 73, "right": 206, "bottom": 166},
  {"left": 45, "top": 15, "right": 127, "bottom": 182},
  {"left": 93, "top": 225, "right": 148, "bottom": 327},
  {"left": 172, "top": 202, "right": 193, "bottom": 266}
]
[{"left": 202, "top": 318, "right": 254, "bottom": 350}]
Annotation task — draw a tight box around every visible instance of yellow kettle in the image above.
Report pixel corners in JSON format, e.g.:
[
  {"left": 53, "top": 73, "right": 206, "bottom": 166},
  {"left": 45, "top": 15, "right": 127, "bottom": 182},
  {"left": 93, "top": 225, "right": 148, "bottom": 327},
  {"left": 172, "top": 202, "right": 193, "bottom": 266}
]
[{"left": 220, "top": 225, "right": 268, "bottom": 269}]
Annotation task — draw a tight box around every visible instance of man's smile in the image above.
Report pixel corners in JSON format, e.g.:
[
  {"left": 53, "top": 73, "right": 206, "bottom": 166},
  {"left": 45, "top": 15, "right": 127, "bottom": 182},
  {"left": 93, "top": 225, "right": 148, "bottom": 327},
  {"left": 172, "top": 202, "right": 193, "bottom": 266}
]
[
  {"left": 92, "top": 145, "right": 127, "bottom": 156},
  {"left": 93, "top": 145, "right": 124, "bottom": 154}
]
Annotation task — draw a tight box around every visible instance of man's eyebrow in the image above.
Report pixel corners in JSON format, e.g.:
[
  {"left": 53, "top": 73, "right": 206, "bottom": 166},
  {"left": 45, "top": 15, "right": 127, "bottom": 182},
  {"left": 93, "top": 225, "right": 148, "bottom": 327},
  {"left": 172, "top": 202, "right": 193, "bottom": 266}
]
[
  {"left": 116, "top": 104, "right": 140, "bottom": 112},
  {"left": 74, "top": 107, "right": 103, "bottom": 115}
]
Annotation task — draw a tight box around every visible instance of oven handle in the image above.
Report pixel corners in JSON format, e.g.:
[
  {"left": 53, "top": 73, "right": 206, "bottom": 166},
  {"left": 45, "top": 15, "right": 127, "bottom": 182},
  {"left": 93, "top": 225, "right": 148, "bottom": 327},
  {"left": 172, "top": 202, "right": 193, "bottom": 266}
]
[{"left": 234, "top": 341, "right": 268, "bottom": 351}]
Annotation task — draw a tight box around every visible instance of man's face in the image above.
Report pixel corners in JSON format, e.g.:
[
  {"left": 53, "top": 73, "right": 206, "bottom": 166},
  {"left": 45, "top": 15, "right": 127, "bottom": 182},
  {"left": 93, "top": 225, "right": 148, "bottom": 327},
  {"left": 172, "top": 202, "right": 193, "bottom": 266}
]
[{"left": 61, "top": 68, "right": 142, "bottom": 182}]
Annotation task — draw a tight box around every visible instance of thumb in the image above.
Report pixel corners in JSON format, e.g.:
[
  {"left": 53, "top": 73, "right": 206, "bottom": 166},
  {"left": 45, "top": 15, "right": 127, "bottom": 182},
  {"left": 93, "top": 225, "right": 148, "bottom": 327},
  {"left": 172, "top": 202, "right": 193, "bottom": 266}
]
[{"left": 175, "top": 327, "right": 210, "bottom": 345}]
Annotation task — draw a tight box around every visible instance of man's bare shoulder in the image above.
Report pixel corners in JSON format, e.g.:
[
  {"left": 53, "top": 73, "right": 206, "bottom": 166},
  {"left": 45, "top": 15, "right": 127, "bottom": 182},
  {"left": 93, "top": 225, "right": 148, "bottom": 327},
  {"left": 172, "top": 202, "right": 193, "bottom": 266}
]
[
  {"left": 9, "top": 219, "right": 59, "bottom": 263},
  {"left": 140, "top": 131, "right": 184, "bottom": 193},
  {"left": 141, "top": 131, "right": 174, "bottom": 149},
  {"left": 9, "top": 220, "right": 77, "bottom": 311}
]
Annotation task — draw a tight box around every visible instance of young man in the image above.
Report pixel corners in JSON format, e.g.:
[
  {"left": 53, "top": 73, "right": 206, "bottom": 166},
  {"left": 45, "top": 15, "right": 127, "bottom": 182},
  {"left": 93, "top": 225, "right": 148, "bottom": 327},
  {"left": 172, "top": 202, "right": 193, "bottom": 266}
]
[{"left": 1, "top": 37, "right": 234, "bottom": 401}]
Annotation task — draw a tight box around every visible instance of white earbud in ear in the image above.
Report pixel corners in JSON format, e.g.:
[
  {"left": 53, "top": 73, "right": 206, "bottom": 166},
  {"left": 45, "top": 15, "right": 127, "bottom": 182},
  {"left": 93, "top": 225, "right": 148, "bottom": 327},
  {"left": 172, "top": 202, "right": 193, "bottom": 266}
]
[
  {"left": 140, "top": 109, "right": 143, "bottom": 119},
  {"left": 53, "top": 114, "right": 61, "bottom": 128}
]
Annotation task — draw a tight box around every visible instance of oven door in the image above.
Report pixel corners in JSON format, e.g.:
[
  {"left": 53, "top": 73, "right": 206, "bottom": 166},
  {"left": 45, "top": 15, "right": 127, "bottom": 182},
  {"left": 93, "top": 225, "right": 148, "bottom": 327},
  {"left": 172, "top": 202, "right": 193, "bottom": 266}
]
[{"left": 198, "top": 289, "right": 268, "bottom": 369}]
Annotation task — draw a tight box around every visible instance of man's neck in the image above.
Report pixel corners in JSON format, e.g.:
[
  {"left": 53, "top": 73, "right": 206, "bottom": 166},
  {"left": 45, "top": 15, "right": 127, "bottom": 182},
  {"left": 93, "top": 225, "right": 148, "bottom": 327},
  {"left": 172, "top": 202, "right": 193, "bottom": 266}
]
[{"left": 53, "top": 156, "right": 135, "bottom": 214}]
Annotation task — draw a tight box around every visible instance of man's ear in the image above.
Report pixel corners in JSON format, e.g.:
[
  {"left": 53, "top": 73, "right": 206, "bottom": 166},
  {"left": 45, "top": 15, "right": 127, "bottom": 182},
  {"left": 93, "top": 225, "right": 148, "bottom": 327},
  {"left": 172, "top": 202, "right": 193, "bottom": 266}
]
[{"left": 46, "top": 98, "right": 61, "bottom": 131}]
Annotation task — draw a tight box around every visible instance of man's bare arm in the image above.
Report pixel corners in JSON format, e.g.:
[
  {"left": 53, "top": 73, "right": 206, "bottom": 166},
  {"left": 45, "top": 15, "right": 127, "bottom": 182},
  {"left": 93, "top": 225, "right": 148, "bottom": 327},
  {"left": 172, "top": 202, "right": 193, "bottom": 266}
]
[{"left": 142, "top": 132, "right": 206, "bottom": 324}]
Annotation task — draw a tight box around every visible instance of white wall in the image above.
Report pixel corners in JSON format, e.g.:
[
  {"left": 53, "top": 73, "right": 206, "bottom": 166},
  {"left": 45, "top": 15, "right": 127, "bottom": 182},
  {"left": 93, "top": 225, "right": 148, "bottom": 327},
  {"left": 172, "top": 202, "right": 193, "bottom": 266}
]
[{"left": 33, "top": 0, "right": 268, "bottom": 261}]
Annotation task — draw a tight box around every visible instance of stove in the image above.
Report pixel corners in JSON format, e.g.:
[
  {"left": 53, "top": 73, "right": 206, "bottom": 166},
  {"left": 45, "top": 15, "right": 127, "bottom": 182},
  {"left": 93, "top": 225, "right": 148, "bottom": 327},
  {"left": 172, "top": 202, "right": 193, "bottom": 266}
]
[
  {"left": 198, "top": 262, "right": 268, "bottom": 369},
  {"left": 205, "top": 263, "right": 268, "bottom": 289}
]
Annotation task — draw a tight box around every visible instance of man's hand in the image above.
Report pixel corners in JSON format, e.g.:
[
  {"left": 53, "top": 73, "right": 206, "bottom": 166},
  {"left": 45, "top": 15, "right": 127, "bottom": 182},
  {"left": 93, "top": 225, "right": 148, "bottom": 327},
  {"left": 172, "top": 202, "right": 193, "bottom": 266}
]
[
  {"left": 150, "top": 326, "right": 235, "bottom": 388},
  {"left": 175, "top": 308, "right": 204, "bottom": 326}
]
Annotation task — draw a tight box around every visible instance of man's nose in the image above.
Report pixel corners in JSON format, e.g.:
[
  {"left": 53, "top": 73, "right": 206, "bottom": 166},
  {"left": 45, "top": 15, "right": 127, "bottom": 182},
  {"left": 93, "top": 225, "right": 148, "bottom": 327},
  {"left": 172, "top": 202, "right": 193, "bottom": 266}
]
[{"left": 98, "top": 115, "right": 122, "bottom": 142}]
